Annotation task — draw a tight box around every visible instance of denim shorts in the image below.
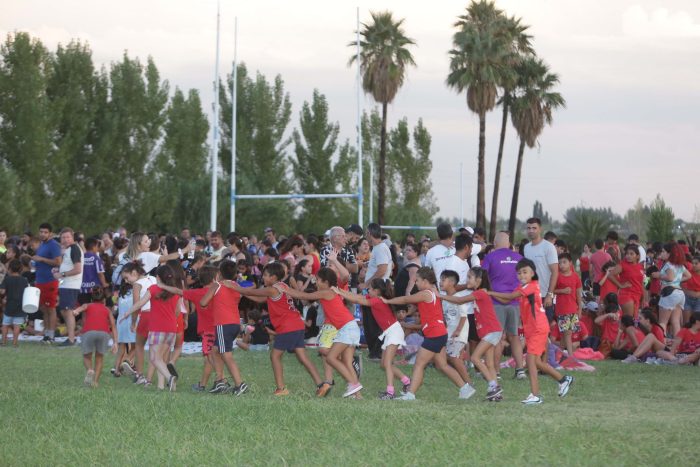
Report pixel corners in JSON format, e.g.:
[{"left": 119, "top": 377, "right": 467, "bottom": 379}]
[
  {"left": 685, "top": 294, "right": 700, "bottom": 313},
  {"left": 333, "top": 321, "right": 361, "bottom": 346},
  {"left": 481, "top": 331, "right": 503, "bottom": 346},
  {"left": 2, "top": 315, "right": 26, "bottom": 326}
]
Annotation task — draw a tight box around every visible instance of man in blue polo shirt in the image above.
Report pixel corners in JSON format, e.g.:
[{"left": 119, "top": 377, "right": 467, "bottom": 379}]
[{"left": 31, "top": 223, "right": 62, "bottom": 343}]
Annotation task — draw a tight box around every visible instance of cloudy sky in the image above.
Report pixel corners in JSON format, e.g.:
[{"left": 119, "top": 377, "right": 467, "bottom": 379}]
[{"left": 4, "top": 0, "right": 699, "bottom": 223}]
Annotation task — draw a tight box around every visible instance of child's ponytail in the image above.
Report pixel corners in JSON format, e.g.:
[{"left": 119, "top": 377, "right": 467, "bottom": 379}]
[{"left": 370, "top": 278, "right": 394, "bottom": 300}]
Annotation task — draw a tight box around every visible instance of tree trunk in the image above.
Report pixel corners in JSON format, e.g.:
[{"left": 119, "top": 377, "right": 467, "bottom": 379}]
[
  {"left": 476, "top": 113, "right": 486, "bottom": 230},
  {"left": 377, "top": 102, "right": 388, "bottom": 226},
  {"left": 508, "top": 138, "right": 526, "bottom": 241},
  {"left": 489, "top": 93, "right": 509, "bottom": 242}
]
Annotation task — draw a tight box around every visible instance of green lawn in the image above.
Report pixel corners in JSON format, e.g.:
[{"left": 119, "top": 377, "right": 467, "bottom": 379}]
[{"left": 1, "top": 344, "right": 697, "bottom": 466}]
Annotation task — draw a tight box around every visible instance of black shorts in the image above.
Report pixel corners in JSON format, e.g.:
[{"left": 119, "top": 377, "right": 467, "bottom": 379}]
[
  {"left": 468, "top": 314, "right": 480, "bottom": 342},
  {"left": 216, "top": 323, "right": 241, "bottom": 353},
  {"left": 273, "top": 330, "right": 305, "bottom": 353},
  {"left": 58, "top": 289, "right": 79, "bottom": 311},
  {"left": 592, "top": 282, "right": 601, "bottom": 297},
  {"left": 544, "top": 304, "right": 555, "bottom": 323},
  {"left": 421, "top": 334, "right": 448, "bottom": 353}
]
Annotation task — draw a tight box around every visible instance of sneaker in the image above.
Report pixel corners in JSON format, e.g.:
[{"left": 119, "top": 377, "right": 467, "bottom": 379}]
[
  {"left": 135, "top": 375, "right": 148, "bottom": 386},
  {"left": 273, "top": 387, "right": 289, "bottom": 396},
  {"left": 231, "top": 382, "right": 249, "bottom": 396},
  {"left": 352, "top": 355, "right": 362, "bottom": 378},
  {"left": 168, "top": 375, "right": 177, "bottom": 392},
  {"left": 521, "top": 393, "right": 543, "bottom": 405},
  {"left": 621, "top": 355, "right": 639, "bottom": 364},
  {"left": 58, "top": 339, "right": 75, "bottom": 347},
  {"left": 166, "top": 363, "right": 179, "bottom": 378},
  {"left": 342, "top": 382, "right": 363, "bottom": 398},
  {"left": 208, "top": 380, "right": 230, "bottom": 394},
  {"left": 143, "top": 380, "right": 152, "bottom": 388},
  {"left": 401, "top": 381, "right": 411, "bottom": 395},
  {"left": 316, "top": 382, "right": 332, "bottom": 398},
  {"left": 120, "top": 362, "right": 135, "bottom": 377},
  {"left": 514, "top": 368, "right": 527, "bottom": 380},
  {"left": 191, "top": 383, "right": 205, "bottom": 392},
  {"left": 397, "top": 391, "right": 416, "bottom": 401},
  {"left": 496, "top": 373, "right": 502, "bottom": 380},
  {"left": 558, "top": 375, "right": 574, "bottom": 397},
  {"left": 378, "top": 391, "right": 395, "bottom": 400},
  {"left": 84, "top": 369, "right": 95, "bottom": 386},
  {"left": 459, "top": 383, "right": 476, "bottom": 400},
  {"left": 42, "top": 336, "right": 51, "bottom": 344},
  {"left": 486, "top": 385, "right": 503, "bottom": 401}
]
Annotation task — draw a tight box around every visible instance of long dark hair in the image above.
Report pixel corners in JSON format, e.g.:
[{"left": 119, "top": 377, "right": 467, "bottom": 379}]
[
  {"left": 317, "top": 267, "right": 338, "bottom": 287},
  {"left": 370, "top": 278, "right": 394, "bottom": 300},
  {"left": 155, "top": 265, "right": 177, "bottom": 300},
  {"left": 469, "top": 267, "right": 491, "bottom": 291}
]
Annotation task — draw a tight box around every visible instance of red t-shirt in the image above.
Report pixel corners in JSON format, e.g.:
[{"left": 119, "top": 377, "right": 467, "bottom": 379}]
[
  {"left": 599, "top": 275, "right": 619, "bottom": 301},
  {"left": 550, "top": 320, "right": 589, "bottom": 342},
  {"left": 147, "top": 285, "right": 179, "bottom": 333},
  {"left": 417, "top": 291, "right": 447, "bottom": 338},
  {"left": 183, "top": 288, "right": 211, "bottom": 335},
  {"left": 82, "top": 303, "right": 111, "bottom": 334},
  {"left": 266, "top": 283, "right": 305, "bottom": 334},
  {"left": 311, "top": 254, "right": 321, "bottom": 275},
  {"left": 579, "top": 256, "right": 590, "bottom": 273},
  {"left": 677, "top": 328, "right": 700, "bottom": 354},
  {"left": 600, "top": 311, "right": 621, "bottom": 342},
  {"left": 555, "top": 271, "right": 582, "bottom": 316},
  {"left": 211, "top": 283, "right": 241, "bottom": 326},
  {"left": 471, "top": 289, "right": 502, "bottom": 338},
  {"left": 651, "top": 323, "right": 665, "bottom": 343},
  {"left": 320, "top": 294, "right": 354, "bottom": 329},
  {"left": 618, "top": 260, "right": 644, "bottom": 299},
  {"left": 367, "top": 296, "right": 396, "bottom": 331},
  {"left": 682, "top": 269, "right": 700, "bottom": 292},
  {"left": 622, "top": 327, "right": 646, "bottom": 351},
  {"left": 591, "top": 250, "right": 612, "bottom": 282},
  {"left": 516, "top": 281, "right": 550, "bottom": 338},
  {"left": 580, "top": 313, "right": 594, "bottom": 338}
]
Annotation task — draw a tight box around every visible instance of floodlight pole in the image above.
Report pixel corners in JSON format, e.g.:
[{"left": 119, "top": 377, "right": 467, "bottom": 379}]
[
  {"left": 356, "top": 7, "right": 363, "bottom": 228},
  {"left": 230, "top": 16, "right": 238, "bottom": 233},
  {"left": 460, "top": 162, "right": 464, "bottom": 227},
  {"left": 210, "top": 0, "right": 221, "bottom": 232}
]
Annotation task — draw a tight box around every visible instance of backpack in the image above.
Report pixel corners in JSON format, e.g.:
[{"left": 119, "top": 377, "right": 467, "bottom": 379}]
[{"left": 111, "top": 255, "right": 131, "bottom": 288}]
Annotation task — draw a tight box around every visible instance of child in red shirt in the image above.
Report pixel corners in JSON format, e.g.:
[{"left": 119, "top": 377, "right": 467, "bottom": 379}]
[
  {"left": 553, "top": 253, "right": 583, "bottom": 357},
  {"left": 595, "top": 292, "right": 622, "bottom": 358},
  {"left": 383, "top": 267, "right": 473, "bottom": 401},
  {"left": 491, "top": 259, "right": 574, "bottom": 405},
  {"left": 622, "top": 309, "right": 667, "bottom": 363},
  {"left": 616, "top": 245, "right": 646, "bottom": 318},
  {"left": 227, "top": 262, "right": 325, "bottom": 397},
  {"left": 335, "top": 278, "right": 412, "bottom": 400},
  {"left": 73, "top": 288, "right": 118, "bottom": 388},
  {"left": 658, "top": 313, "right": 700, "bottom": 364}
]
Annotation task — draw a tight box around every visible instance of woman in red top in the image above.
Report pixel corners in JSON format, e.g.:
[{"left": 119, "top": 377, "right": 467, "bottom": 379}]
[
  {"left": 334, "top": 278, "right": 410, "bottom": 400},
  {"left": 612, "top": 315, "right": 645, "bottom": 358},
  {"left": 383, "top": 267, "right": 471, "bottom": 401},
  {"left": 491, "top": 259, "right": 573, "bottom": 405},
  {"left": 622, "top": 309, "right": 668, "bottom": 363},
  {"left": 72, "top": 288, "right": 117, "bottom": 388},
  {"left": 615, "top": 245, "right": 646, "bottom": 318},
  {"left": 228, "top": 262, "right": 325, "bottom": 397},
  {"left": 121, "top": 265, "right": 181, "bottom": 391}
]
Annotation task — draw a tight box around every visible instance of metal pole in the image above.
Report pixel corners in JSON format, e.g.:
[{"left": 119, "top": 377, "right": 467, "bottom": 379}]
[
  {"left": 210, "top": 0, "right": 220, "bottom": 232},
  {"left": 356, "top": 7, "right": 363, "bottom": 228},
  {"left": 230, "top": 16, "right": 238, "bottom": 233},
  {"left": 459, "top": 162, "right": 464, "bottom": 227},
  {"left": 369, "top": 156, "right": 374, "bottom": 223}
]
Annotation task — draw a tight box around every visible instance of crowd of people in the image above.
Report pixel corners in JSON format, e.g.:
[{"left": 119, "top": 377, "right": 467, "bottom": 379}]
[{"left": 0, "top": 219, "right": 698, "bottom": 403}]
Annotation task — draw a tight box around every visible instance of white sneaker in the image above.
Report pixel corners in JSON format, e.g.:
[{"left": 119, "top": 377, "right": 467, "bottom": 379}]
[
  {"left": 558, "top": 375, "right": 574, "bottom": 397},
  {"left": 621, "top": 355, "right": 639, "bottom": 364},
  {"left": 521, "top": 393, "right": 543, "bottom": 405},
  {"left": 458, "top": 383, "right": 476, "bottom": 400},
  {"left": 342, "top": 383, "right": 363, "bottom": 398},
  {"left": 397, "top": 391, "right": 416, "bottom": 401}
]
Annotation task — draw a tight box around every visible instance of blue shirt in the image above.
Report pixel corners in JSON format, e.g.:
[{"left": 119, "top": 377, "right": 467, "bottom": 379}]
[{"left": 35, "top": 239, "right": 61, "bottom": 284}]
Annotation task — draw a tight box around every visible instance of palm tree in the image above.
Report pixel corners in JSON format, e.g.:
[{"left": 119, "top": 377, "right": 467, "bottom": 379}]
[
  {"left": 349, "top": 11, "right": 416, "bottom": 225},
  {"left": 447, "top": 0, "right": 510, "bottom": 230},
  {"left": 488, "top": 15, "right": 534, "bottom": 241},
  {"left": 507, "top": 57, "right": 566, "bottom": 240},
  {"left": 561, "top": 206, "right": 618, "bottom": 254}
]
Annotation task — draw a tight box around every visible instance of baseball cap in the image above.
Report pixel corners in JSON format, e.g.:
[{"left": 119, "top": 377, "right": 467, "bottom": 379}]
[{"left": 346, "top": 224, "right": 363, "bottom": 236}]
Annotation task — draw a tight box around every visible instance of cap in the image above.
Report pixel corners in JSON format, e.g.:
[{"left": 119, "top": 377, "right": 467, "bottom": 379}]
[
  {"left": 464, "top": 226, "right": 475, "bottom": 236},
  {"left": 346, "top": 224, "right": 363, "bottom": 236},
  {"left": 263, "top": 227, "right": 273, "bottom": 233}
]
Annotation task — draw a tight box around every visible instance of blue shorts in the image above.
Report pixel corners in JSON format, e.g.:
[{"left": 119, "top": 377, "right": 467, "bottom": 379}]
[
  {"left": 58, "top": 288, "right": 79, "bottom": 311},
  {"left": 333, "top": 321, "right": 361, "bottom": 346},
  {"left": 421, "top": 334, "right": 448, "bottom": 353},
  {"left": 2, "top": 315, "right": 25, "bottom": 326},
  {"left": 216, "top": 324, "right": 241, "bottom": 353},
  {"left": 273, "top": 330, "right": 305, "bottom": 353},
  {"left": 684, "top": 295, "right": 700, "bottom": 313}
]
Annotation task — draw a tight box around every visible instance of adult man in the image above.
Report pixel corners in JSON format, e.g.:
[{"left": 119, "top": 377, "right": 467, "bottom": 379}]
[
  {"left": 589, "top": 239, "right": 612, "bottom": 298},
  {"left": 207, "top": 231, "right": 227, "bottom": 263},
  {"left": 471, "top": 227, "right": 487, "bottom": 250},
  {"left": 181, "top": 227, "right": 192, "bottom": 242},
  {"left": 345, "top": 224, "right": 363, "bottom": 247},
  {"left": 482, "top": 231, "right": 525, "bottom": 378},
  {"left": 319, "top": 226, "right": 358, "bottom": 274},
  {"left": 424, "top": 222, "right": 455, "bottom": 287},
  {"left": 524, "top": 218, "right": 559, "bottom": 322},
  {"left": 31, "top": 223, "right": 62, "bottom": 343},
  {"left": 55, "top": 228, "right": 83, "bottom": 346},
  {"left": 263, "top": 227, "right": 279, "bottom": 250},
  {"left": 627, "top": 234, "right": 647, "bottom": 264},
  {"left": 359, "top": 223, "right": 391, "bottom": 360}
]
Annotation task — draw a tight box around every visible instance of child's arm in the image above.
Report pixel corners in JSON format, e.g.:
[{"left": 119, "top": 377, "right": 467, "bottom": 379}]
[
  {"left": 332, "top": 287, "right": 370, "bottom": 306},
  {"left": 489, "top": 290, "right": 521, "bottom": 303},
  {"left": 576, "top": 286, "right": 583, "bottom": 315},
  {"left": 157, "top": 282, "right": 184, "bottom": 296},
  {"left": 405, "top": 266, "right": 418, "bottom": 296},
  {"left": 382, "top": 290, "right": 430, "bottom": 306},
  {"left": 200, "top": 282, "right": 218, "bottom": 307},
  {"left": 284, "top": 287, "right": 334, "bottom": 302},
  {"left": 451, "top": 315, "right": 467, "bottom": 339},
  {"left": 441, "top": 293, "right": 476, "bottom": 305},
  {"left": 668, "top": 336, "right": 682, "bottom": 355},
  {"left": 223, "top": 280, "right": 275, "bottom": 298},
  {"left": 594, "top": 312, "right": 616, "bottom": 325},
  {"left": 107, "top": 311, "right": 118, "bottom": 354},
  {"left": 119, "top": 291, "right": 151, "bottom": 322},
  {"left": 71, "top": 303, "right": 89, "bottom": 316}
]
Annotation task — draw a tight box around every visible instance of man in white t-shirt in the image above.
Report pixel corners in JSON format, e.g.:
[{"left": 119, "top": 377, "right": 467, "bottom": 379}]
[
  {"left": 55, "top": 228, "right": 84, "bottom": 346},
  {"left": 627, "top": 234, "right": 647, "bottom": 264},
  {"left": 424, "top": 222, "right": 455, "bottom": 283},
  {"left": 523, "top": 217, "right": 558, "bottom": 322},
  {"left": 359, "top": 223, "right": 391, "bottom": 360}
]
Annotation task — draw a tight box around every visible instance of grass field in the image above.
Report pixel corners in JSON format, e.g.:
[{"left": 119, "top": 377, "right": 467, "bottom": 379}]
[{"left": 1, "top": 344, "right": 697, "bottom": 466}]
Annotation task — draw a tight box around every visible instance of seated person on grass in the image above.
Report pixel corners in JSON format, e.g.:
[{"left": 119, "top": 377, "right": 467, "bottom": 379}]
[
  {"left": 655, "top": 312, "right": 700, "bottom": 365},
  {"left": 621, "top": 309, "right": 668, "bottom": 363}
]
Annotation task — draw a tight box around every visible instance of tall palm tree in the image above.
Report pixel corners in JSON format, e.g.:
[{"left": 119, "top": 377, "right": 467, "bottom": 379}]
[
  {"left": 349, "top": 11, "right": 416, "bottom": 225},
  {"left": 447, "top": 0, "right": 510, "bottom": 230},
  {"left": 488, "top": 15, "right": 534, "bottom": 241},
  {"left": 507, "top": 57, "right": 566, "bottom": 240}
]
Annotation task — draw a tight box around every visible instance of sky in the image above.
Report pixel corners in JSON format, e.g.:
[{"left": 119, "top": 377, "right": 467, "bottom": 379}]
[{"left": 3, "top": 0, "right": 700, "bottom": 223}]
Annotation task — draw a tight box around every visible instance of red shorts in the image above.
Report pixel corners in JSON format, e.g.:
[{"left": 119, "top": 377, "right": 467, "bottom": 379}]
[
  {"left": 618, "top": 293, "right": 640, "bottom": 317},
  {"left": 176, "top": 313, "right": 185, "bottom": 333},
  {"left": 201, "top": 332, "right": 215, "bottom": 356},
  {"left": 525, "top": 329, "right": 548, "bottom": 356},
  {"left": 36, "top": 281, "right": 59, "bottom": 309},
  {"left": 136, "top": 312, "right": 150, "bottom": 338}
]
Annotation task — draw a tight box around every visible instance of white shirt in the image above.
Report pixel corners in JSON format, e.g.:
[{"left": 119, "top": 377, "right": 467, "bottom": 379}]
[
  {"left": 443, "top": 301, "right": 470, "bottom": 342},
  {"left": 136, "top": 276, "right": 157, "bottom": 311},
  {"left": 366, "top": 242, "right": 392, "bottom": 281},
  {"left": 138, "top": 252, "right": 161, "bottom": 274},
  {"left": 524, "top": 240, "right": 558, "bottom": 297},
  {"left": 425, "top": 242, "right": 455, "bottom": 283},
  {"left": 59, "top": 244, "right": 83, "bottom": 290}
]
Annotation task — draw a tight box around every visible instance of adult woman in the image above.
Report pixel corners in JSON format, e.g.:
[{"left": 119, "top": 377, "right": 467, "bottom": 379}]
[
  {"left": 393, "top": 243, "right": 421, "bottom": 303},
  {"left": 304, "top": 234, "right": 322, "bottom": 275},
  {"left": 578, "top": 244, "right": 592, "bottom": 285},
  {"left": 355, "top": 237, "right": 371, "bottom": 284},
  {"left": 125, "top": 232, "right": 190, "bottom": 275},
  {"left": 652, "top": 243, "right": 691, "bottom": 336},
  {"left": 279, "top": 236, "right": 304, "bottom": 268}
]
